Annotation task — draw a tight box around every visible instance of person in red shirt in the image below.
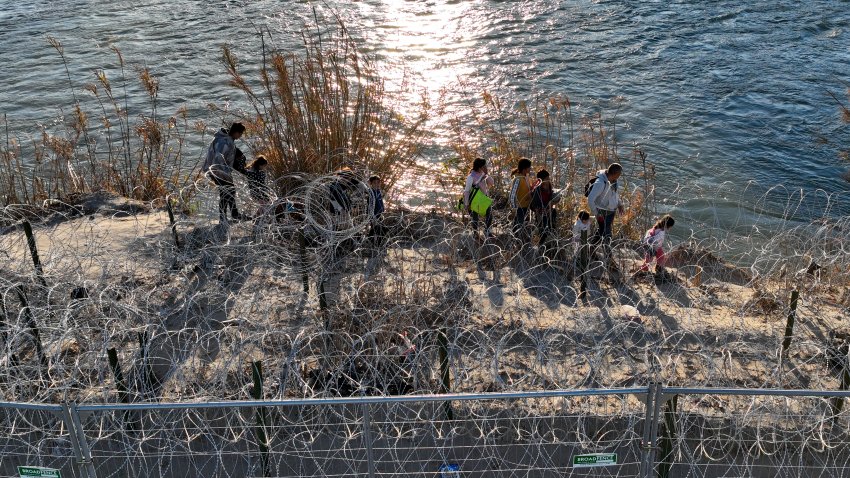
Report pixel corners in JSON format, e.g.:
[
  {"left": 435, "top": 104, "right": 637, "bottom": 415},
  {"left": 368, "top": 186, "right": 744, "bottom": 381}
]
[{"left": 530, "top": 169, "right": 560, "bottom": 250}]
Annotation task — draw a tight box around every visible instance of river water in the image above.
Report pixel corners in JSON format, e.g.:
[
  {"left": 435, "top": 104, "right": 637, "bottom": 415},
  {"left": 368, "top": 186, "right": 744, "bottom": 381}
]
[{"left": 1, "top": 1, "right": 848, "bottom": 243}]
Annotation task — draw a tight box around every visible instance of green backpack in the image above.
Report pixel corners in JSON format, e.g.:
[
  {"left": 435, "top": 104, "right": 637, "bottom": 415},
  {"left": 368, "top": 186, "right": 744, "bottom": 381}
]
[{"left": 468, "top": 183, "right": 493, "bottom": 216}]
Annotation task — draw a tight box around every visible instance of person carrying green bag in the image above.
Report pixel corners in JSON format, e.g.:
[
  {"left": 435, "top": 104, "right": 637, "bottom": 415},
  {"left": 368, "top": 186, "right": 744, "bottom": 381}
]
[{"left": 463, "top": 157, "right": 495, "bottom": 239}]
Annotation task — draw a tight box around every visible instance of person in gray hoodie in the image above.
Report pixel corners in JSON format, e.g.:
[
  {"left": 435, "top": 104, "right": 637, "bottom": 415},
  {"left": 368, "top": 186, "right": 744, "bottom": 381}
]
[
  {"left": 202, "top": 122, "right": 246, "bottom": 222},
  {"left": 586, "top": 162, "right": 624, "bottom": 246}
]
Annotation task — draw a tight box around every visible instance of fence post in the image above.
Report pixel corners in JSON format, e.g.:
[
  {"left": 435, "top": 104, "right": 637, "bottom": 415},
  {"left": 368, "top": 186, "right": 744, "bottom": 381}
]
[
  {"left": 22, "top": 221, "right": 48, "bottom": 287},
  {"left": 60, "top": 403, "right": 84, "bottom": 475},
  {"left": 137, "top": 331, "right": 155, "bottom": 397},
  {"left": 165, "top": 198, "right": 181, "bottom": 249},
  {"left": 639, "top": 383, "right": 656, "bottom": 478},
  {"left": 647, "top": 383, "right": 665, "bottom": 478},
  {"left": 640, "top": 383, "right": 665, "bottom": 478},
  {"left": 657, "top": 394, "right": 678, "bottom": 478},
  {"left": 107, "top": 347, "right": 137, "bottom": 432},
  {"left": 319, "top": 278, "right": 328, "bottom": 315},
  {"left": 578, "top": 230, "right": 588, "bottom": 300},
  {"left": 299, "top": 229, "right": 309, "bottom": 294},
  {"left": 362, "top": 403, "right": 377, "bottom": 478},
  {"left": 61, "top": 402, "right": 97, "bottom": 478},
  {"left": 250, "top": 361, "right": 271, "bottom": 477},
  {"left": 831, "top": 363, "right": 850, "bottom": 417},
  {"left": 15, "top": 285, "right": 47, "bottom": 375},
  {"left": 438, "top": 328, "right": 454, "bottom": 420},
  {"left": 781, "top": 289, "right": 800, "bottom": 356},
  {"left": 106, "top": 348, "right": 129, "bottom": 403}
]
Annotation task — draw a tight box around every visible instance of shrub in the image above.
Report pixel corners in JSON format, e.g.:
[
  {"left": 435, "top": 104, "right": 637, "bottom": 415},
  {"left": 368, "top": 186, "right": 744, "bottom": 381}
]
[
  {"left": 0, "top": 38, "right": 193, "bottom": 206},
  {"left": 220, "top": 17, "right": 428, "bottom": 195}
]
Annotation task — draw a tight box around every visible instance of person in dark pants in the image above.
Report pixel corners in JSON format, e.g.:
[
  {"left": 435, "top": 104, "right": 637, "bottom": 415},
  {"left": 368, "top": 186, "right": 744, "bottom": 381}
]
[
  {"left": 462, "top": 158, "right": 495, "bottom": 239},
  {"left": 586, "top": 163, "right": 624, "bottom": 247},
  {"left": 530, "top": 169, "right": 560, "bottom": 251},
  {"left": 202, "top": 122, "right": 246, "bottom": 222},
  {"left": 509, "top": 158, "right": 535, "bottom": 240}
]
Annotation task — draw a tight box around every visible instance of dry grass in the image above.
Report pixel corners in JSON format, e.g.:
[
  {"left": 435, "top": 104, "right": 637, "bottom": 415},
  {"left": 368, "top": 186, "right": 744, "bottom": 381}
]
[
  {"left": 220, "top": 16, "right": 428, "bottom": 194},
  {"left": 444, "top": 91, "right": 658, "bottom": 240},
  {"left": 0, "top": 38, "right": 192, "bottom": 207},
  {"left": 2, "top": 15, "right": 429, "bottom": 208}
]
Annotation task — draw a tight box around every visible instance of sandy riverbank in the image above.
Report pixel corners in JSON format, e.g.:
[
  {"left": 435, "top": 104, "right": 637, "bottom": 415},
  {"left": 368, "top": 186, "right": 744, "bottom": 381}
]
[{"left": 0, "top": 192, "right": 848, "bottom": 404}]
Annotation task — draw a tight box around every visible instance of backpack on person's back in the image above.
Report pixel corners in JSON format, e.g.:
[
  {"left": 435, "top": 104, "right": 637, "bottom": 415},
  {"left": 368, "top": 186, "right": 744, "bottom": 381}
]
[{"left": 583, "top": 176, "right": 598, "bottom": 197}]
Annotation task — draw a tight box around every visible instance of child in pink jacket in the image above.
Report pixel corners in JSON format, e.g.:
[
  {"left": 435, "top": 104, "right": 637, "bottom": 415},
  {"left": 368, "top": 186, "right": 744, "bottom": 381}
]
[{"left": 640, "top": 215, "right": 675, "bottom": 272}]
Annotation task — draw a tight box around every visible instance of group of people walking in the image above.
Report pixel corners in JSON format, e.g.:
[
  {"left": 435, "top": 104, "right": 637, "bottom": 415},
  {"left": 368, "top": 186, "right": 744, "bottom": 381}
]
[
  {"left": 203, "top": 123, "right": 672, "bottom": 275},
  {"left": 462, "top": 157, "right": 673, "bottom": 274}
]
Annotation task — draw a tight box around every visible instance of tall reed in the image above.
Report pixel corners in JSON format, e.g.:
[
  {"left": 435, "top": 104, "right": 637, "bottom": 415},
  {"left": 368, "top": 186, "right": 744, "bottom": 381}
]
[
  {"left": 0, "top": 38, "right": 192, "bottom": 207},
  {"left": 220, "top": 16, "right": 428, "bottom": 194}
]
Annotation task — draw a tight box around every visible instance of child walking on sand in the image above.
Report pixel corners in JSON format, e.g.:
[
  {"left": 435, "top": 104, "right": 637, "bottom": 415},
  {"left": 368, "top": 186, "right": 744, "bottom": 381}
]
[
  {"left": 639, "top": 214, "right": 675, "bottom": 273},
  {"left": 245, "top": 156, "right": 271, "bottom": 203},
  {"left": 572, "top": 210, "right": 592, "bottom": 249},
  {"left": 569, "top": 210, "right": 592, "bottom": 278}
]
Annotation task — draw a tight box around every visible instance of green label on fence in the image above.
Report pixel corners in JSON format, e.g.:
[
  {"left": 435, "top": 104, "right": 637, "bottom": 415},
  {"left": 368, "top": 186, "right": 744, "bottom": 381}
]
[
  {"left": 573, "top": 453, "right": 617, "bottom": 467},
  {"left": 18, "top": 467, "right": 60, "bottom": 478}
]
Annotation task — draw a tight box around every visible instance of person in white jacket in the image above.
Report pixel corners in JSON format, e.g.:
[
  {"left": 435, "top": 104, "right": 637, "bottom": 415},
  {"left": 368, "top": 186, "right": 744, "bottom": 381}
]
[
  {"left": 586, "top": 163, "right": 624, "bottom": 245},
  {"left": 571, "top": 210, "right": 592, "bottom": 249},
  {"left": 202, "top": 122, "right": 246, "bottom": 222},
  {"left": 639, "top": 214, "right": 675, "bottom": 273}
]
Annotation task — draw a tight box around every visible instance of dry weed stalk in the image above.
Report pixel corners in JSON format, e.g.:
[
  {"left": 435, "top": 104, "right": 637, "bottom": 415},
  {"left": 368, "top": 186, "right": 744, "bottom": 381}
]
[
  {"left": 0, "top": 39, "right": 192, "bottom": 207},
  {"left": 221, "top": 18, "right": 428, "bottom": 195}
]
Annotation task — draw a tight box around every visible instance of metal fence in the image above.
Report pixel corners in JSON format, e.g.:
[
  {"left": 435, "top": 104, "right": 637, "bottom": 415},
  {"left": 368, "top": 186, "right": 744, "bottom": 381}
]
[{"left": 4, "top": 386, "right": 850, "bottom": 478}]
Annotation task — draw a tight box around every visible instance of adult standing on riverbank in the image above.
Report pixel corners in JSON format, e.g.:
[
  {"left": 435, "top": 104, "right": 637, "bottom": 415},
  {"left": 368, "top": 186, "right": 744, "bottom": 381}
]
[
  {"left": 202, "top": 122, "right": 246, "bottom": 223},
  {"left": 587, "top": 163, "right": 624, "bottom": 247},
  {"left": 463, "top": 158, "right": 495, "bottom": 240},
  {"left": 509, "top": 158, "right": 535, "bottom": 240},
  {"left": 530, "top": 168, "right": 560, "bottom": 250}
]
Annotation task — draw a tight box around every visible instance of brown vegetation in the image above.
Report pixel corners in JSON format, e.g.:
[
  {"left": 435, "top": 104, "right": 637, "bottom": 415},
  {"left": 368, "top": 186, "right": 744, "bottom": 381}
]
[
  {"left": 0, "top": 38, "right": 191, "bottom": 206},
  {"left": 220, "top": 19, "right": 429, "bottom": 194}
]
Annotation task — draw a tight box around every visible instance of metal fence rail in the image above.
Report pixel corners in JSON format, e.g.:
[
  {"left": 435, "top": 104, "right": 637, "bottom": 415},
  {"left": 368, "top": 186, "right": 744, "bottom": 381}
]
[{"left": 4, "top": 386, "right": 850, "bottom": 478}]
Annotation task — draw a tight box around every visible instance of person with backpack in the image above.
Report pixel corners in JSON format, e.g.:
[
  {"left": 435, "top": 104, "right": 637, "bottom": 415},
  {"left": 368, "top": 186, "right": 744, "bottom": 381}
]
[
  {"left": 202, "top": 122, "right": 246, "bottom": 222},
  {"left": 509, "top": 158, "right": 535, "bottom": 239},
  {"left": 530, "top": 169, "right": 559, "bottom": 249},
  {"left": 639, "top": 214, "right": 675, "bottom": 273},
  {"left": 586, "top": 163, "right": 624, "bottom": 245},
  {"left": 463, "top": 157, "right": 495, "bottom": 238}
]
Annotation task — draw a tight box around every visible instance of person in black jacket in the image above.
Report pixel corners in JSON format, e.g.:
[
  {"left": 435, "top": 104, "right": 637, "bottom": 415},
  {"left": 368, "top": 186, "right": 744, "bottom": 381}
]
[
  {"left": 244, "top": 156, "right": 271, "bottom": 203},
  {"left": 530, "top": 169, "right": 561, "bottom": 248}
]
